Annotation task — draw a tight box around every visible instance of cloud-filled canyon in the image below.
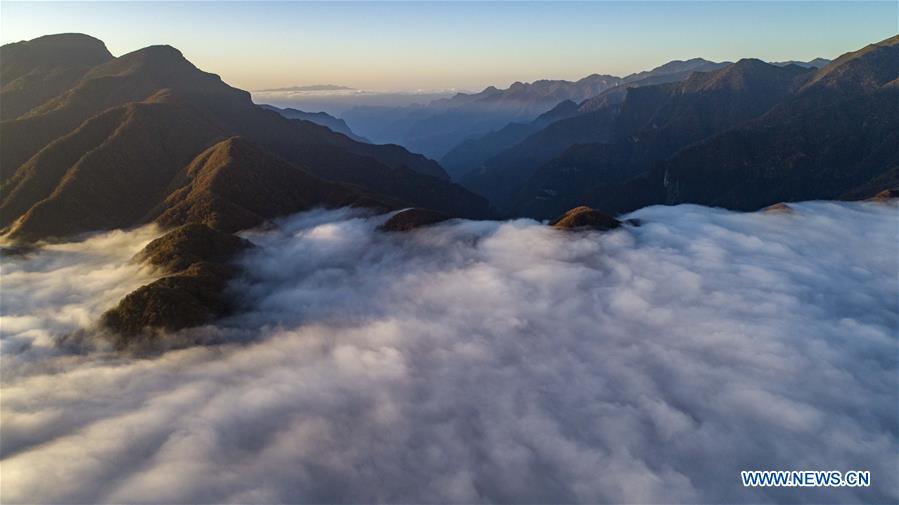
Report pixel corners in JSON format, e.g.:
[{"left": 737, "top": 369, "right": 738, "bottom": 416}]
[{"left": 2, "top": 201, "right": 896, "bottom": 504}]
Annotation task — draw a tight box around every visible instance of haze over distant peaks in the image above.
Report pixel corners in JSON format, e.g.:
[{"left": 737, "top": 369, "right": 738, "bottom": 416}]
[
  {"left": 621, "top": 57, "right": 729, "bottom": 82},
  {"left": 450, "top": 73, "right": 623, "bottom": 105},
  {"left": 497, "top": 35, "right": 898, "bottom": 218},
  {"left": 770, "top": 57, "right": 831, "bottom": 68},
  {"left": 259, "top": 104, "right": 370, "bottom": 143},
  {"left": 255, "top": 84, "right": 355, "bottom": 93},
  {"left": 440, "top": 57, "right": 729, "bottom": 181},
  {"left": 342, "top": 72, "right": 624, "bottom": 158}
]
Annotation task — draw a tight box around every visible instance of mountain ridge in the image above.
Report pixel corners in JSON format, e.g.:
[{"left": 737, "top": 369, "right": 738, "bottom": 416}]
[
  {"left": 1, "top": 33, "right": 491, "bottom": 242},
  {"left": 454, "top": 58, "right": 740, "bottom": 209},
  {"left": 506, "top": 35, "right": 898, "bottom": 217},
  {"left": 260, "top": 104, "right": 370, "bottom": 143},
  {"left": 342, "top": 72, "right": 624, "bottom": 158}
]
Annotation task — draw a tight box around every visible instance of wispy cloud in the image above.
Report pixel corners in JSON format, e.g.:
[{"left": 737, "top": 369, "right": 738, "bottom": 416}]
[{"left": 0, "top": 226, "right": 160, "bottom": 372}]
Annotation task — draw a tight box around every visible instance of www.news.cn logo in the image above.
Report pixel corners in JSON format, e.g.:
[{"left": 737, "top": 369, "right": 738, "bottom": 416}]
[{"left": 741, "top": 470, "right": 871, "bottom": 488}]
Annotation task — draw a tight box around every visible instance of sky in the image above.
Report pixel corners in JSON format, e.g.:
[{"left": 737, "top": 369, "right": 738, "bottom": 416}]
[{"left": 1, "top": 1, "right": 896, "bottom": 92}]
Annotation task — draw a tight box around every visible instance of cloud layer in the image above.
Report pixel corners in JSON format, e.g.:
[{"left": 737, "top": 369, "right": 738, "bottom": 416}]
[
  {"left": 1, "top": 202, "right": 896, "bottom": 504},
  {"left": 251, "top": 89, "right": 458, "bottom": 116},
  {"left": 0, "top": 227, "right": 160, "bottom": 372}
]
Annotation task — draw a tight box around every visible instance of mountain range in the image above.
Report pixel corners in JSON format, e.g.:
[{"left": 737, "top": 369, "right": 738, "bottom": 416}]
[
  {"left": 339, "top": 57, "right": 830, "bottom": 163},
  {"left": 444, "top": 58, "right": 731, "bottom": 193},
  {"left": 0, "top": 34, "right": 491, "bottom": 243},
  {"left": 496, "top": 36, "right": 896, "bottom": 218},
  {"left": 0, "top": 32, "right": 894, "bottom": 340},
  {"left": 341, "top": 73, "right": 624, "bottom": 158},
  {"left": 771, "top": 58, "right": 832, "bottom": 68},
  {"left": 0, "top": 33, "right": 499, "bottom": 340}
]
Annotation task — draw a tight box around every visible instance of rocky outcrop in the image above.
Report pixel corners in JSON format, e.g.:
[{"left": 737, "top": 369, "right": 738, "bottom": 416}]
[
  {"left": 870, "top": 188, "right": 899, "bottom": 201},
  {"left": 762, "top": 202, "right": 794, "bottom": 213},
  {"left": 380, "top": 208, "right": 450, "bottom": 232},
  {"left": 550, "top": 206, "right": 621, "bottom": 231}
]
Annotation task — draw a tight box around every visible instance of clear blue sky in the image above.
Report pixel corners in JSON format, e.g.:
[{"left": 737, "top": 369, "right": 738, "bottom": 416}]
[{"left": 2, "top": 1, "right": 895, "bottom": 91}]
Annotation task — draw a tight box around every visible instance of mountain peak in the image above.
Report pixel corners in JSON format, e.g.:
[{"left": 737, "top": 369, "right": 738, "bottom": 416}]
[
  {"left": 622, "top": 58, "right": 728, "bottom": 83},
  {"left": 725, "top": 58, "right": 784, "bottom": 75},
  {"left": 4, "top": 33, "right": 112, "bottom": 53},
  {"left": 770, "top": 57, "right": 831, "bottom": 69},
  {"left": 684, "top": 58, "right": 810, "bottom": 92},
  {"left": 81, "top": 44, "right": 197, "bottom": 81},
  {"left": 133, "top": 44, "right": 184, "bottom": 58},
  {"left": 160, "top": 136, "right": 381, "bottom": 233},
  {"left": 1, "top": 32, "right": 113, "bottom": 79},
  {"left": 802, "top": 33, "right": 899, "bottom": 93},
  {"left": 550, "top": 206, "right": 621, "bottom": 231},
  {"left": 0, "top": 33, "right": 115, "bottom": 120},
  {"left": 113, "top": 44, "right": 186, "bottom": 68},
  {"left": 577, "top": 73, "right": 620, "bottom": 85},
  {"left": 728, "top": 58, "right": 771, "bottom": 71},
  {"left": 15, "top": 33, "right": 108, "bottom": 51}
]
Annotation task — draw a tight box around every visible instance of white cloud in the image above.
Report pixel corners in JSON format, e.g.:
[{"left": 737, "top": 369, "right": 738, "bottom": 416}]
[
  {"left": 1, "top": 202, "right": 896, "bottom": 504},
  {"left": 0, "top": 226, "right": 160, "bottom": 370}
]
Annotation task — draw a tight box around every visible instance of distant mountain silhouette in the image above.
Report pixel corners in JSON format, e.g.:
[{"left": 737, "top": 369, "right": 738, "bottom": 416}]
[
  {"left": 459, "top": 105, "right": 620, "bottom": 211},
  {"left": 647, "top": 36, "right": 898, "bottom": 210},
  {"left": 0, "top": 35, "right": 490, "bottom": 242},
  {"left": 502, "top": 35, "right": 898, "bottom": 217},
  {"left": 622, "top": 58, "right": 729, "bottom": 84},
  {"left": 509, "top": 59, "right": 816, "bottom": 217},
  {"left": 260, "top": 104, "right": 370, "bottom": 142},
  {"left": 437, "top": 74, "right": 623, "bottom": 110},
  {"left": 439, "top": 99, "right": 580, "bottom": 179},
  {"left": 342, "top": 74, "right": 623, "bottom": 158},
  {"left": 770, "top": 57, "right": 831, "bottom": 69},
  {"left": 578, "top": 58, "right": 730, "bottom": 113},
  {"left": 455, "top": 58, "right": 730, "bottom": 209}
]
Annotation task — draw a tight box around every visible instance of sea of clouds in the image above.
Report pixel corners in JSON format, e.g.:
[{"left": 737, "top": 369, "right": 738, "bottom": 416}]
[{"left": 1, "top": 201, "right": 896, "bottom": 504}]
